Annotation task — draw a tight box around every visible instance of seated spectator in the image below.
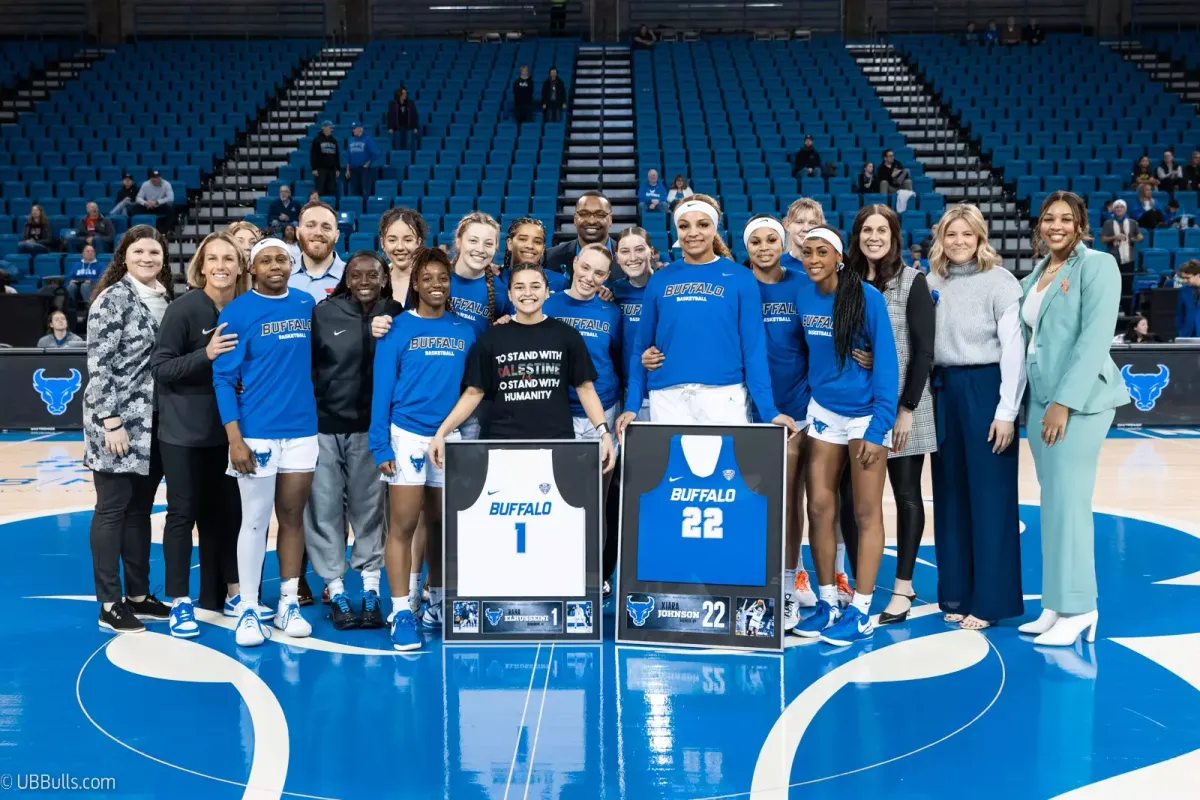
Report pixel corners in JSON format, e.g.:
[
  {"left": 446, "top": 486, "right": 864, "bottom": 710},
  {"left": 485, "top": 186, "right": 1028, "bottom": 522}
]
[
  {"left": 907, "top": 243, "right": 929, "bottom": 273},
  {"left": 68, "top": 202, "right": 115, "bottom": 253},
  {"left": 639, "top": 169, "right": 666, "bottom": 212},
  {"left": 633, "top": 25, "right": 656, "bottom": 49},
  {"left": 1184, "top": 151, "right": 1200, "bottom": 190},
  {"left": 962, "top": 22, "right": 979, "bottom": 44},
  {"left": 856, "top": 161, "right": 875, "bottom": 193},
  {"left": 1136, "top": 183, "right": 1167, "bottom": 229},
  {"left": 18, "top": 204, "right": 56, "bottom": 255},
  {"left": 984, "top": 20, "right": 999, "bottom": 46},
  {"left": 65, "top": 244, "right": 102, "bottom": 305},
  {"left": 1101, "top": 199, "right": 1142, "bottom": 271},
  {"left": 282, "top": 224, "right": 302, "bottom": 266},
  {"left": 133, "top": 170, "right": 175, "bottom": 232},
  {"left": 793, "top": 135, "right": 822, "bottom": 178},
  {"left": 1101, "top": 199, "right": 1115, "bottom": 225},
  {"left": 343, "top": 121, "right": 378, "bottom": 197},
  {"left": 308, "top": 189, "right": 322, "bottom": 204},
  {"left": 541, "top": 67, "right": 567, "bottom": 123},
  {"left": 1175, "top": 260, "right": 1200, "bottom": 338},
  {"left": 108, "top": 173, "right": 137, "bottom": 216},
  {"left": 1119, "top": 314, "right": 1160, "bottom": 344},
  {"left": 1000, "top": 16, "right": 1022, "bottom": 45},
  {"left": 876, "top": 149, "right": 912, "bottom": 194},
  {"left": 1024, "top": 17, "right": 1045, "bottom": 44},
  {"left": 267, "top": 185, "right": 300, "bottom": 235},
  {"left": 1157, "top": 149, "right": 1183, "bottom": 194},
  {"left": 1132, "top": 155, "right": 1158, "bottom": 190},
  {"left": 1162, "top": 199, "right": 1188, "bottom": 228},
  {"left": 37, "top": 309, "right": 84, "bottom": 348},
  {"left": 666, "top": 174, "right": 693, "bottom": 208}
]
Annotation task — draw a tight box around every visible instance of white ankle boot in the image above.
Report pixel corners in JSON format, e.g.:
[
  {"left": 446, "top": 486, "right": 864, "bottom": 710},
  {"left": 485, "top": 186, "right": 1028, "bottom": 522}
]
[
  {"left": 1033, "top": 610, "right": 1098, "bottom": 647},
  {"left": 1018, "top": 608, "right": 1059, "bottom": 635}
]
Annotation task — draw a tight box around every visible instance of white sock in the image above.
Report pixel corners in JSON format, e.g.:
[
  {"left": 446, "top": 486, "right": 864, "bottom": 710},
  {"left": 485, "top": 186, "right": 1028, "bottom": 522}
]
[
  {"left": 326, "top": 577, "right": 345, "bottom": 598},
  {"left": 103, "top": 601, "right": 115, "bottom": 612},
  {"left": 818, "top": 584, "right": 838, "bottom": 607},
  {"left": 280, "top": 577, "right": 299, "bottom": 608},
  {"left": 794, "top": 551, "right": 806, "bottom": 571},
  {"left": 784, "top": 569, "right": 796, "bottom": 596},
  {"left": 852, "top": 592, "right": 872, "bottom": 616},
  {"left": 393, "top": 595, "right": 411, "bottom": 618},
  {"left": 172, "top": 596, "right": 191, "bottom": 607},
  {"left": 408, "top": 572, "right": 420, "bottom": 598},
  {"left": 361, "top": 569, "right": 381, "bottom": 595},
  {"left": 834, "top": 544, "right": 846, "bottom": 576},
  {"left": 429, "top": 586, "right": 443, "bottom": 606}
]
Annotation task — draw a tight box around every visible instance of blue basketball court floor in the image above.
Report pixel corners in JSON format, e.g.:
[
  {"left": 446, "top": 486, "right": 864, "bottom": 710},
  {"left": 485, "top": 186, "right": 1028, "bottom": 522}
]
[{"left": 2, "top": 430, "right": 1199, "bottom": 798}]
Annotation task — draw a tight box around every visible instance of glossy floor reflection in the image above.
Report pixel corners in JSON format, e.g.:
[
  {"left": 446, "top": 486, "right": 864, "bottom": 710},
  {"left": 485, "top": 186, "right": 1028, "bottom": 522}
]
[{"left": 2, "top": 434, "right": 1200, "bottom": 798}]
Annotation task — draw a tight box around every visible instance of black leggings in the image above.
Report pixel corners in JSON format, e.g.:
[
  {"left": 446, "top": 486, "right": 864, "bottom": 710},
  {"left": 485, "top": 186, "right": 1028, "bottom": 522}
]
[{"left": 839, "top": 454, "right": 925, "bottom": 583}]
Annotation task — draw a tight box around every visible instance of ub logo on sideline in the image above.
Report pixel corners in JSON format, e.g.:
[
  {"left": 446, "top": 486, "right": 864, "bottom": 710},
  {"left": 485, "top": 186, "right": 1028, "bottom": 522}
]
[
  {"left": 32, "top": 369, "right": 82, "bottom": 416},
  {"left": 1120, "top": 364, "right": 1170, "bottom": 412},
  {"left": 626, "top": 595, "right": 656, "bottom": 626}
]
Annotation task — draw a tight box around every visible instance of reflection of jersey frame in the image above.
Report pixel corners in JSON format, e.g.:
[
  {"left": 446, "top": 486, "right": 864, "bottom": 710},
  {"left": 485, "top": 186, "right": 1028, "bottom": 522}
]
[
  {"left": 617, "top": 423, "right": 786, "bottom": 652},
  {"left": 443, "top": 440, "right": 603, "bottom": 643}
]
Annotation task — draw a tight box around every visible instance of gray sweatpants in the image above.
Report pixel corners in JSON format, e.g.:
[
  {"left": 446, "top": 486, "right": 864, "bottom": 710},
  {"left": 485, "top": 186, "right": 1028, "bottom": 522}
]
[{"left": 303, "top": 432, "right": 386, "bottom": 581}]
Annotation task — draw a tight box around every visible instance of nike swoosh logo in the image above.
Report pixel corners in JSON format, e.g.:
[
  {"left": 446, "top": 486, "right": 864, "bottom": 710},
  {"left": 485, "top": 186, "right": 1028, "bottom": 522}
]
[
  {"left": 668, "top": 476, "right": 682, "bottom": 482},
  {"left": 201, "top": 327, "right": 217, "bottom": 335},
  {"left": 858, "top": 619, "right": 871, "bottom": 633},
  {"left": 333, "top": 330, "right": 346, "bottom": 336},
  {"left": 487, "top": 490, "right": 501, "bottom": 495},
  {"left": 721, "top": 272, "right": 734, "bottom": 276}
]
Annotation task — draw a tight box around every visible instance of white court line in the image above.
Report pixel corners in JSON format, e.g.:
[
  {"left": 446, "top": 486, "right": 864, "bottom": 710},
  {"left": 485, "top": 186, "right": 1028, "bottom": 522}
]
[
  {"left": 503, "top": 643, "right": 542, "bottom": 800},
  {"left": 523, "top": 642, "right": 556, "bottom": 800},
  {"left": 0, "top": 432, "right": 56, "bottom": 450}
]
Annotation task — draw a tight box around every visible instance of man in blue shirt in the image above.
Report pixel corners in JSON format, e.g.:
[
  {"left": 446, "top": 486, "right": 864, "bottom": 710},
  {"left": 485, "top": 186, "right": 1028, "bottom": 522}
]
[
  {"left": 639, "top": 169, "right": 666, "bottom": 214},
  {"left": 66, "top": 243, "right": 103, "bottom": 305},
  {"left": 343, "top": 121, "right": 378, "bottom": 198},
  {"left": 1176, "top": 260, "right": 1200, "bottom": 339}
]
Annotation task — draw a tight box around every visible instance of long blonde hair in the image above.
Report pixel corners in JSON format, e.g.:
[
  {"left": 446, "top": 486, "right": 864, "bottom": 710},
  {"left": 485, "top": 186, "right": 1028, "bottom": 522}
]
[
  {"left": 186, "top": 231, "right": 248, "bottom": 292},
  {"left": 928, "top": 203, "right": 1002, "bottom": 277},
  {"left": 452, "top": 211, "right": 502, "bottom": 323}
]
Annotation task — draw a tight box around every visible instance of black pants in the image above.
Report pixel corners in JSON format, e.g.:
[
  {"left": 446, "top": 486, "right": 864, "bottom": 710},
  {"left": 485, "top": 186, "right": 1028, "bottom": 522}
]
[
  {"left": 314, "top": 168, "right": 339, "bottom": 198},
  {"left": 514, "top": 102, "right": 533, "bottom": 126},
  {"left": 160, "top": 442, "right": 241, "bottom": 610},
  {"left": 545, "top": 106, "right": 562, "bottom": 123},
  {"left": 132, "top": 203, "right": 175, "bottom": 233},
  {"left": 550, "top": 3, "right": 566, "bottom": 32},
  {"left": 602, "top": 453, "right": 622, "bottom": 582},
  {"left": 90, "top": 443, "right": 163, "bottom": 604},
  {"left": 837, "top": 453, "right": 926, "bottom": 583}
]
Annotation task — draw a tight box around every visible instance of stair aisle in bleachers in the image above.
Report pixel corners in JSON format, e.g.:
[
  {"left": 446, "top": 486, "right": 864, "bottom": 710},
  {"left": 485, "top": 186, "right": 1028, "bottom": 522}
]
[
  {"left": 0, "top": 42, "right": 98, "bottom": 126},
  {"left": 1111, "top": 37, "right": 1200, "bottom": 110},
  {"left": 560, "top": 45, "right": 637, "bottom": 241}
]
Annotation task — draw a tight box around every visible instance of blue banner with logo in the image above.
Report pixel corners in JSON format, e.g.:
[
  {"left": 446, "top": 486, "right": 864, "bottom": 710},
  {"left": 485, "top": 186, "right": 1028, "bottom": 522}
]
[
  {"left": 0, "top": 349, "right": 87, "bottom": 430},
  {"left": 1111, "top": 345, "right": 1200, "bottom": 426}
]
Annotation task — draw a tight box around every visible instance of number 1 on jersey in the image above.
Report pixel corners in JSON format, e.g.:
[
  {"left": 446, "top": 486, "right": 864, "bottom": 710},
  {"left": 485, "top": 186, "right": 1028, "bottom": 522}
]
[{"left": 515, "top": 522, "right": 527, "bottom": 553}]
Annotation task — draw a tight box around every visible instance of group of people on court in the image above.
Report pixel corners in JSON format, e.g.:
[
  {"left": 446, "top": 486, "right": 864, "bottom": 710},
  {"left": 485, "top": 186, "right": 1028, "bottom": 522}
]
[{"left": 81, "top": 186, "right": 1128, "bottom": 653}]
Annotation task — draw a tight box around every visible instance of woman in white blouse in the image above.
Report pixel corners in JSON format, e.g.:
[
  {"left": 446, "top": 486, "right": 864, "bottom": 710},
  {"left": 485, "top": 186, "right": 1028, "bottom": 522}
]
[{"left": 666, "top": 174, "right": 694, "bottom": 208}]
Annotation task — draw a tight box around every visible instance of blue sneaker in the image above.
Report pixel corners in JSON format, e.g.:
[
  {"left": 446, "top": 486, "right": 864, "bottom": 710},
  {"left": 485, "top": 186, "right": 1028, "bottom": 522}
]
[
  {"left": 224, "top": 594, "right": 273, "bottom": 621},
  {"left": 792, "top": 599, "right": 840, "bottom": 639},
  {"left": 169, "top": 598, "right": 200, "bottom": 639},
  {"left": 390, "top": 609, "right": 421, "bottom": 651},
  {"left": 820, "top": 605, "right": 874, "bottom": 647}
]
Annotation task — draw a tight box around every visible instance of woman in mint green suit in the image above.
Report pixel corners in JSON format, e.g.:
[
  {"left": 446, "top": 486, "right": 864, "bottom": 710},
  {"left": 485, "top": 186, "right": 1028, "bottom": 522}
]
[{"left": 1017, "top": 191, "right": 1130, "bottom": 647}]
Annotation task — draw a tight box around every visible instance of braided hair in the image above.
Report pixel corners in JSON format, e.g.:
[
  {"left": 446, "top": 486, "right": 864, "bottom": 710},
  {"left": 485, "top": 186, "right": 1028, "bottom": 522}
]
[
  {"left": 452, "top": 211, "right": 501, "bottom": 323},
  {"left": 811, "top": 226, "right": 866, "bottom": 372},
  {"left": 503, "top": 216, "right": 546, "bottom": 272},
  {"left": 405, "top": 247, "right": 455, "bottom": 312}
]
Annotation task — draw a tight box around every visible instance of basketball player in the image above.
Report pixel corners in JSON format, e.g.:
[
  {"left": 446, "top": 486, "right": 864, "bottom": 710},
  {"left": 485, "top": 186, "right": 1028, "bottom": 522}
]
[
  {"left": 748, "top": 599, "right": 767, "bottom": 636},
  {"left": 791, "top": 228, "right": 898, "bottom": 648},
  {"left": 370, "top": 248, "right": 477, "bottom": 651},
  {"left": 503, "top": 217, "right": 551, "bottom": 282},
  {"left": 611, "top": 226, "right": 655, "bottom": 422},
  {"left": 213, "top": 238, "right": 318, "bottom": 647},
  {"left": 380, "top": 207, "right": 428, "bottom": 304}
]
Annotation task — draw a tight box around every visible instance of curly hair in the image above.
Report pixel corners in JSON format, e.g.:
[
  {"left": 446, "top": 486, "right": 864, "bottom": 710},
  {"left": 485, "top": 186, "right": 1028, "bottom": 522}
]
[
  {"left": 379, "top": 206, "right": 428, "bottom": 249},
  {"left": 91, "top": 225, "right": 174, "bottom": 302},
  {"left": 1031, "top": 191, "right": 1090, "bottom": 258}
]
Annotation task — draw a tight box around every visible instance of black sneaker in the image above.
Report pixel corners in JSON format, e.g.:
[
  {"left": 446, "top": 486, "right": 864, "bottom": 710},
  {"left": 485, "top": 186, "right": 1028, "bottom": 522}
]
[
  {"left": 329, "top": 592, "right": 360, "bottom": 631},
  {"left": 359, "top": 590, "right": 385, "bottom": 629},
  {"left": 126, "top": 594, "right": 170, "bottom": 621},
  {"left": 99, "top": 602, "right": 146, "bottom": 634}
]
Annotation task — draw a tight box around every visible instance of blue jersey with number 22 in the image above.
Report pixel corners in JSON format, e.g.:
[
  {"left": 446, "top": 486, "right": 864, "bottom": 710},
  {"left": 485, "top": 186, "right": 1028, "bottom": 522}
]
[{"left": 636, "top": 434, "right": 767, "bottom": 586}]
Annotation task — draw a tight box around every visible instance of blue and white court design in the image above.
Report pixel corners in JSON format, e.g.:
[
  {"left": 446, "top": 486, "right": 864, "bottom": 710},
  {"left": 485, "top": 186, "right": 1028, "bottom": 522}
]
[{"left": 2, "top": 431, "right": 1200, "bottom": 799}]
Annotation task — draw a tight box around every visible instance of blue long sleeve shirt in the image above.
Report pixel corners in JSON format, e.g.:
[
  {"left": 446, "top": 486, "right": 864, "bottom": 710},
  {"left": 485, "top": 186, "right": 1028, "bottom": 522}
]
[
  {"left": 544, "top": 291, "right": 623, "bottom": 413},
  {"left": 757, "top": 268, "right": 811, "bottom": 420},
  {"left": 213, "top": 290, "right": 317, "bottom": 440},
  {"left": 639, "top": 182, "right": 666, "bottom": 207},
  {"left": 66, "top": 258, "right": 102, "bottom": 282},
  {"left": 1177, "top": 286, "right": 1200, "bottom": 338},
  {"left": 449, "top": 271, "right": 514, "bottom": 336},
  {"left": 369, "top": 311, "right": 476, "bottom": 462},
  {"left": 797, "top": 278, "right": 898, "bottom": 446},
  {"left": 611, "top": 277, "right": 649, "bottom": 386},
  {"left": 344, "top": 134, "right": 379, "bottom": 168},
  {"left": 623, "top": 256, "right": 779, "bottom": 420}
]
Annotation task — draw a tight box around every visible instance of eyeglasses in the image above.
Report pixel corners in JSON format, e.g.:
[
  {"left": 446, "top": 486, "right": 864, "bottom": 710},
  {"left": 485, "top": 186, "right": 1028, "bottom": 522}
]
[{"left": 576, "top": 210, "right": 611, "bottom": 221}]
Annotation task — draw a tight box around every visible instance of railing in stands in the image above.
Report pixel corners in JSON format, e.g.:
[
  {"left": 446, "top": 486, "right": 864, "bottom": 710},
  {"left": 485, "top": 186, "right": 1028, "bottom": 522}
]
[
  {"left": 370, "top": 0, "right": 586, "bottom": 37},
  {"left": 627, "top": 0, "right": 842, "bottom": 35},
  {"left": 1132, "top": 1, "right": 1200, "bottom": 31},
  {"left": 881, "top": 0, "right": 1090, "bottom": 35},
  {"left": 130, "top": 0, "right": 329, "bottom": 39},
  {"left": 0, "top": 0, "right": 89, "bottom": 37}
]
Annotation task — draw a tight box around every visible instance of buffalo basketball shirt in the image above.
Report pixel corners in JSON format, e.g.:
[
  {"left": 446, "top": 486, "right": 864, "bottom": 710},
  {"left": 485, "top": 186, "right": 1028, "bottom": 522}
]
[{"left": 457, "top": 449, "right": 586, "bottom": 597}]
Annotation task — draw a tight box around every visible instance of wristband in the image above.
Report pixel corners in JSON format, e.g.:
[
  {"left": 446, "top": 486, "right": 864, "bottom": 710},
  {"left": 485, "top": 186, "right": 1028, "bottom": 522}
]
[
  {"left": 104, "top": 423, "right": 123, "bottom": 433},
  {"left": 595, "top": 422, "right": 611, "bottom": 436}
]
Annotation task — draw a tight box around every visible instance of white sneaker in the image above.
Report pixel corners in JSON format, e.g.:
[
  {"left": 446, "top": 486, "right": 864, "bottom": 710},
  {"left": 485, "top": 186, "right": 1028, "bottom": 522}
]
[
  {"left": 274, "top": 602, "right": 312, "bottom": 638},
  {"left": 224, "top": 594, "right": 274, "bottom": 621},
  {"left": 783, "top": 593, "right": 800, "bottom": 632},
  {"left": 235, "top": 607, "right": 270, "bottom": 647},
  {"left": 421, "top": 598, "right": 443, "bottom": 630}
]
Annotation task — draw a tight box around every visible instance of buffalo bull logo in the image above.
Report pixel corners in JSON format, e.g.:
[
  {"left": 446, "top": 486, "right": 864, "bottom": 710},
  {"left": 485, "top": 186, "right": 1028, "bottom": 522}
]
[
  {"left": 485, "top": 607, "right": 504, "bottom": 627},
  {"left": 32, "top": 369, "right": 82, "bottom": 416},
  {"left": 1120, "top": 364, "right": 1170, "bottom": 412},
  {"left": 626, "top": 595, "right": 656, "bottom": 627}
]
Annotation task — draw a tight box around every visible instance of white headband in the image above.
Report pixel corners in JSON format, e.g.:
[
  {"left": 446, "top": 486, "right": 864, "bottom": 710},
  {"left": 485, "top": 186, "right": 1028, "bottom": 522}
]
[
  {"left": 250, "top": 237, "right": 290, "bottom": 262},
  {"left": 673, "top": 200, "right": 720, "bottom": 228},
  {"left": 803, "top": 227, "right": 844, "bottom": 256},
  {"left": 743, "top": 217, "right": 787, "bottom": 250}
]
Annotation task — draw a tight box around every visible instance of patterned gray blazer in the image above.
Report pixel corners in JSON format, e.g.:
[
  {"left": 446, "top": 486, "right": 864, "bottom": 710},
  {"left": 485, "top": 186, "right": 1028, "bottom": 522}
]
[{"left": 83, "top": 276, "right": 162, "bottom": 475}]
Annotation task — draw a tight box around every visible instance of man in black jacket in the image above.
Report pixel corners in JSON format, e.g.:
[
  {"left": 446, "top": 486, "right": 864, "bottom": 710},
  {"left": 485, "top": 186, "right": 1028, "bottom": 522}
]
[
  {"left": 310, "top": 120, "right": 340, "bottom": 198},
  {"left": 793, "top": 135, "right": 822, "bottom": 178},
  {"left": 543, "top": 191, "right": 623, "bottom": 284},
  {"left": 267, "top": 185, "right": 300, "bottom": 236},
  {"left": 541, "top": 67, "right": 567, "bottom": 123},
  {"left": 513, "top": 66, "right": 535, "bottom": 127}
]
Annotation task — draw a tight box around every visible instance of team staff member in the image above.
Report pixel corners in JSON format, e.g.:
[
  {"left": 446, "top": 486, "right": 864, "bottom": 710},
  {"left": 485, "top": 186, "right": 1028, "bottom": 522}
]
[
  {"left": 1018, "top": 192, "right": 1129, "bottom": 646},
  {"left": 838, "top": 206, "right": 936, "bottom": 626},
  {"left": 214, "top": 238, "right": 319, "bottom": 647},
  {"left": 380, "top": 207, "right": 428, "bottom": 303},
  {"left": 429, "top": 262, "right": 617, "bottom": 470},
  {"left": 290, "top": 201, "right": 346, "bottom": 304},
  {"left": 791, "top": 228, "right": 898, "bottom": 647},
  {"left": 371, "top": 248, "right": 477, "bottom": 651},
  {"left": 85, "top": 226, "right": 175, "bottom": 635},
  {"left": 544, "top": 191, "right": 622, "bottom": 285},
  {"left": 925, "top": 204, "right": 1026, "bottom": 631},
  {"left": 744, "top": 215, "right": 811, "bottom": 632},
  {"left": 616, "top": 195, "right": 796, "bottom": 432},
  {"left": 152, "top": 232, "right": 261, "bottom": 623},
  {"left": 307, "top": 251, "right": 400, "bottom": 631}
]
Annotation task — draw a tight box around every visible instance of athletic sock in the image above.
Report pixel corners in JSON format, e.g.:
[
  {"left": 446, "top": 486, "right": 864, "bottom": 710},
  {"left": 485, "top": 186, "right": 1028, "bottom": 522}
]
[
  {"left": 127, "top": 595, "right": 146, "bottom": 603},
  {"left": 361, "top": 569, "right": 381, "bottom": 595},
  {"left": 393, "top": 595, "right": 411, "bottom": 618},
  {"left": 834, "top": 544, "right": 846, "bottom": 576},
  {"left": 794, "top": 551, "right": 806, "bottom": 572},
  {"left": 408, "top": 572, "right": 421, "bottom": 598},
  {"left": 280, "top": 577, "right": 299, "bottom": 608},
  {"left": 326, "top": 577, "right": 345, "bottom": 598},
  {"left": 784, "top": 569, "right": 796, "bottom": 596},
  {"left": 103, "top": 602, "right": 114, "bottom": 613},
  {"left": 852, "top": 592, "right": 873, "bottom": 616},
  {"left": 818, "top": 584, "right": 838, "bottom": 608},
  {"left": 172, "top": 596, "right": 191, "bottom": 608}
]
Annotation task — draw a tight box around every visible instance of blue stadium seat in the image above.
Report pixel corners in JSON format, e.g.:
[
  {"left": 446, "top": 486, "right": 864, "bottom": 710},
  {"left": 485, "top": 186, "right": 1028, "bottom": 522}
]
[{"left": 1140, "top": 248, "right": 1171, "bottom": 274}]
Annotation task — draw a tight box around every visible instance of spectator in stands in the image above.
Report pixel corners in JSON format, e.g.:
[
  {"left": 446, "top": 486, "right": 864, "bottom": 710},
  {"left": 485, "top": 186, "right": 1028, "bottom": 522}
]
[
  {"left": 18, "top": 204, "right": 56, "bottom": 255},
  {"left": 1132, "top": 155, "right": 1158, "bottom": 190},
  {"left": 983, "top": 20, "right": 999, "bottom": 46},
  {"left": 387, "top": 87, "right": 420, "bottom": 153},
  {"left": 1001, "top": 16, "right": 1022, "bottom": 45},
  {"left": 1176, "top": 260, "right": 1200, "bottom": 338},
  {"left": 66, "top": 244, "right": 102, "bottom": 306},
  {"left": 1119, "top": 314, "right": 1159, "bottom": 343},
  {"left": 542, "top": 67, "right": 567, "bottom": 123},
  {"left": 37, "top": 309, "right": 84, "bottom": 348},
  {"left": 793, "top": 135, "right": 822, "bottom": 178},
  {"left": 291, "top": 201, "right": 345, "bottom": 303},
  {"left": 1184, "top": 151, "right": 1200, "bottom": 190},
  {"left": 545, "top": 191, "right": 621, "bottom": 283},
  {"left": 1101, "top": 200, "right": 1142, "bottom": 271},
  {"left": 133, "top": 170, "right": 175, "bottom": 233},
  {"left": 550, "top": 0, "right": 567, "bottom": 34},
  {"left": 633, "top": 25, "right": 657, "bottom": 49},
  {"left": 1157, "top": 149, "right": 1183, "bottom": 195},
  {"left": 308, "top": 189, "right": 321, "bottom": 204},
  {"left": 226, "top": 221, "right": 261, "bottom": 265},
  {"left": 311, "top": 120, "right": 340, "bottom": 199},
  {"left": 1100, "top": 199, "right": 1115, "bottom": 225},
  {"left": 908, "top": 243, "right": 929, "bottom": 272},
  {"left": 856, "top": 161, "right": 876, "bottom": 193},
  {"left": 876, "top": 149, "right": 912, "bottom": 194},
  {"left": 961, "top": 22, "right": 979, "bottom": 44},
  {"left": 343, "top": 122, "right": 378, "bottom": 198},
  {"left": 267, "top": 185, "right": 299, "bottom": 236},
  {"left": 1162, "top": 198, "right": 1184, "bottom": 228},
  {"left": 513, "top": 66, "right": 535, "bottom": 127},
  {"left": 666, "top": 174, "right": 693, "bottom": 208},
  {"left": 69, "top": 202, "right": 115, "bottom": 253},
  {"left": 1136, "top": 185, "right": 1165, "bottom": 229},
  {"left": 282, "top": 224, "right": 301, "bottom": 266},
  {"left": 639, "top": 169, "right": 666, "bottom": 213},
  {"left": 1024, "top": 17, "right": 1045, "bottom": 44},
  {"left": 109, "top": 174, "right": 138, "bottom": 217}
]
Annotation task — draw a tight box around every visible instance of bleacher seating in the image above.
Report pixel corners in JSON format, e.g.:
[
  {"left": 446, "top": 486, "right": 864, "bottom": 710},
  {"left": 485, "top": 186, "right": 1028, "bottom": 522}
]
[
  {"left": 261, "top": 40, "right": 576, "bottom": 261},
  {"left": 0, "top": 40, "right": 76, "bottom": 91}
]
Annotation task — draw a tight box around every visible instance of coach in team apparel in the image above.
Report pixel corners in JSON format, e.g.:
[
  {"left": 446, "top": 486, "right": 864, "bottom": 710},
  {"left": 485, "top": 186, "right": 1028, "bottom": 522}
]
[
  {"left": 289, "top": 201, "right": 345, "bottom": 304},
  {"left": 544, "top": 191, "right": 623, "bottom": 285}
]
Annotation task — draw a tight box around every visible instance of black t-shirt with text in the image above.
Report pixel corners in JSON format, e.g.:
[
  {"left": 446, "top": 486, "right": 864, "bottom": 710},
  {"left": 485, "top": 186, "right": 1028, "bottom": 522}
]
[{"left": 463, "top": 316, "right": 597, "bottom": 440}]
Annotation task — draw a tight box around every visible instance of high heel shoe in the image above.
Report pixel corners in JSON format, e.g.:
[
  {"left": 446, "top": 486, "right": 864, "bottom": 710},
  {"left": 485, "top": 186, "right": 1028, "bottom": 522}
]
[
  {"left": 1018, "top": 608, "right": 1059, "bottom": 635},
  {"left": 877, "top": 592, "right": 917, "bottom": 625},
  {"left": 1033, "top": 610, "right": 1098, "bottom": 647}
]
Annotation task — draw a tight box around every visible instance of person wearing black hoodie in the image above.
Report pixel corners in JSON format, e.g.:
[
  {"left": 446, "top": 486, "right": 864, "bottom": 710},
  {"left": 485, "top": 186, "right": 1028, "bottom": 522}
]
[
  {"left": 304, "top": 250, "right": 402, "bottom": 630},
  {"left": 541, "top": 67, "right": 567, "bottom": 123},
  {"left": 387, "top": 87, "right": 420, "bottom": 153},
  {"left": 513, "top": 65, "right": 535, "bottom": 127},
  {"left": 310, "top": 120, "right": 340, "bottom": 198}
]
